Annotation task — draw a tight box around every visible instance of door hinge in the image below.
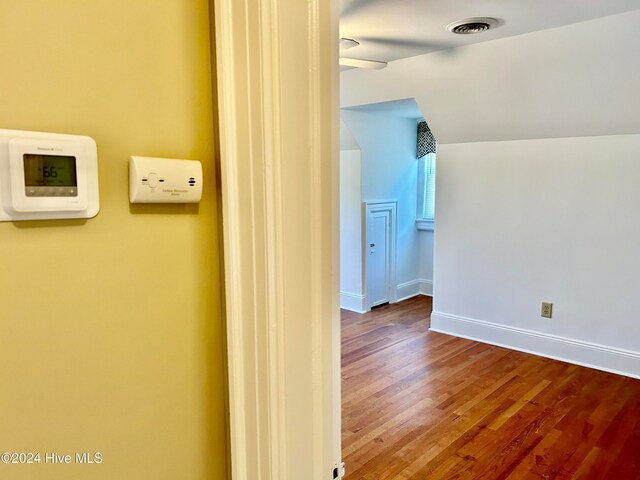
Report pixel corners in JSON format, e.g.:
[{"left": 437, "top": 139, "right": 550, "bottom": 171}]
[{"left": 333, "top": 461, "right": 345, "bottom": 479}]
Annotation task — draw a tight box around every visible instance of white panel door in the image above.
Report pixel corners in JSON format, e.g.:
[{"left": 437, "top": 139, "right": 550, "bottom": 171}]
[{"left": 367, "top": 209, "right": 390, "bottom": 307}]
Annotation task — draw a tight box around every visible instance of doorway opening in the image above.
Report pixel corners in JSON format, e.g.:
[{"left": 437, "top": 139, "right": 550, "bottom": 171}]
[
  {"left": 339, "top": 98, "right": 437, "bottom": 478},
  {"left": 339, "top": 98, "right": 435, "bottom": 314}
]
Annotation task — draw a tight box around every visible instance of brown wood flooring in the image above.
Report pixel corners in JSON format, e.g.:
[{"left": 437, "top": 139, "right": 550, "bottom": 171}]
[{"left": 341, "top": 295, "right": 640, "bottom": 479}]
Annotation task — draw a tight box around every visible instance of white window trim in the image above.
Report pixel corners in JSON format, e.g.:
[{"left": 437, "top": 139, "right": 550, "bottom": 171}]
[
  {"left": 416, "top": 219, "right": 434, "bottom": 231},
  {"left": 416, "top": 151, "right": 436, "bottom": 231}
]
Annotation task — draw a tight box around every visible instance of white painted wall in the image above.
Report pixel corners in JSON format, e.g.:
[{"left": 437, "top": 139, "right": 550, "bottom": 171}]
[
  {"left": 433, "top": 135, "right": 640, "bottom": 376},
  {"left": 341, "top": 9, "right": 640, "bottom": 376},
  {"left": 342, "top": 110, "right": 430, "bottom": 303},
  {"left": 418, "top": 230, "right": 434, "bottom": 295},
  {"left": 340, "top": 149, "right": 365, "bottom": 312},
  {"left": 340, "top": 117, "right": 359, "bottom": 150}
]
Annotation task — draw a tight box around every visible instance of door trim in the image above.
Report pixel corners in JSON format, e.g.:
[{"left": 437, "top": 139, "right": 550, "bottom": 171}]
[
  {"left": 212, "top": 0, "right": 339, "bottom": 478},
  {"left": 364, "top": 201, "right": 398, "bottom": 311}
]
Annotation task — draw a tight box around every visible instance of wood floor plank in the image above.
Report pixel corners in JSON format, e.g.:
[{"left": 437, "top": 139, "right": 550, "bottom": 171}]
[
  {"left": 341, "top": 295, "right": 640, "bottom": 479},
  {"left": 486, "top": 379, "right": 551, "bottom": 431}
]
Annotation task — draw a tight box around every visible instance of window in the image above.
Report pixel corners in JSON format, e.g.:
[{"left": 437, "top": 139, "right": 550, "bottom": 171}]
[
  {"left": 416, "top": 153, "right": 436, "bottom": 230},
  {"left": 416, "top": 120, "right": 436, "bottom": 231}
]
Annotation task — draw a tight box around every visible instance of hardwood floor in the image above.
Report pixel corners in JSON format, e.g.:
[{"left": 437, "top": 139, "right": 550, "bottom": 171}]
[{"left": 341, "top": 296, "right": 640, "bottom": 479}]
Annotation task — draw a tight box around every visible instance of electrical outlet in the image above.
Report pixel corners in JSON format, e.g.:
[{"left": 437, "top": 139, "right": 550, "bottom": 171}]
[{"left": 541, "top": 302, "right": 553, "bottom": 318}]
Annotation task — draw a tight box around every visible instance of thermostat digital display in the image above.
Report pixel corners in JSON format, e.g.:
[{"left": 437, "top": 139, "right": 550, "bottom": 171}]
[{"left": 23, "top": 154, "right": 78, "bottom": 196}]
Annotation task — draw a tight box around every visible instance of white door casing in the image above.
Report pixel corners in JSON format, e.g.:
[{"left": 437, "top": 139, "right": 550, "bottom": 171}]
[
  {"left": 213, "top": 0, "right": 340, "bottom": 479},
  {"left": 365, "top": 202, "right": 397, "bottom": 311}
]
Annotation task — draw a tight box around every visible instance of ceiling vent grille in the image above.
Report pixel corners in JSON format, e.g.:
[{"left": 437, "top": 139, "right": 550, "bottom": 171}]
[{"left": 447, "top": 17, "right": 499, "bottom": 35}]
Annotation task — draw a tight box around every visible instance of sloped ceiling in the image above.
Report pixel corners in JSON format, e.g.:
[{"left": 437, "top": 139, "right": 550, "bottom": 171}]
[
  {"left": 343, "top": 98, "right": 423, "bottom": 119},
  {"left": 341, "top": 10, "right": 640, "bottom": 144},
  {"left": 340, "top": 0, "right": 640, "bottom": 63}
]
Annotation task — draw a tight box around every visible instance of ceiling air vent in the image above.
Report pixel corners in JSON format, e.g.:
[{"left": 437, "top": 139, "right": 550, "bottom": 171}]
[{"left": 447, "top": 17, "right": 499, "bottom": 35}]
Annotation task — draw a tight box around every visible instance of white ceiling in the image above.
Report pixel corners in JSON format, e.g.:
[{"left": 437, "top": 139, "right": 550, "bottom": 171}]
[{"left": 340, "top": 0, "right": 640, "bottom": 63}]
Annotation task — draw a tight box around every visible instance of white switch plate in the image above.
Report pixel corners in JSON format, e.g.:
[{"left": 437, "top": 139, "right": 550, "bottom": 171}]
[{"left": 129, "top": 156, "right": 202, "bottom": 204}]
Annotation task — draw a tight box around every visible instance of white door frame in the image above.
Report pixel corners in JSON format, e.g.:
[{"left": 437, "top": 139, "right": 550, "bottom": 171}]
[
  {"left": 213, "top": 0, "right": 340, "bottom": 479},
  {"left": 364, "top": 201, "right": 398, "bottom": 311}
]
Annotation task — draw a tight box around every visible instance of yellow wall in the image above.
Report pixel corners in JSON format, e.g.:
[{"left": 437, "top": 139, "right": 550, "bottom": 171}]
[{"left": 0, "top": 1, "right": 227, "bottom": 479}]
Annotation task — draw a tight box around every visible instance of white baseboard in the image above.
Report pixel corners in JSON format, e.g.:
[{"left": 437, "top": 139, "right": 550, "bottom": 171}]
[
  {"left": 343, "top": 280, "right": 433, "bottom": 312},
  {"left": 396, "top": 280, "right": 420, "bottom": 302},
  {"left": 419, "top": 279, "right": 433, "bottom": 297},
  {"left": 396, "top": 279, "right": 433, "bottom": 302},
  {"left": 430, "top": 311, "right": 640, "bottom": 379},
  {"left": 340, "top": 291, "right": 366, "bottom": 313}
]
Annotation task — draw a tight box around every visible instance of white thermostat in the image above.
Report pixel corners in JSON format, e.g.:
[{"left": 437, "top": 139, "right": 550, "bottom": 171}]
[
  {"left": 129, "top": 156, "right": 202, "bottom": 204},
  {"left": 0, "top": 129, "right": 100, "bottom": 221}
]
